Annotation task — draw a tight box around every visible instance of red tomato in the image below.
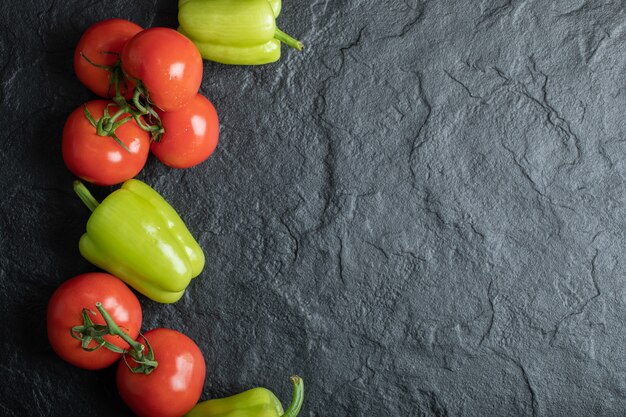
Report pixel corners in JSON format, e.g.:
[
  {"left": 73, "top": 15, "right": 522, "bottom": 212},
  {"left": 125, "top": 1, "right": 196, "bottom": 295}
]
[
  {"left": 121, "top": 27, "right": 203, "bottom": 111},
  {"left": 74, "top": 19, "right": 143, "bottom": 98},
  {"left": 47, "top": 272, "right": 142, "bottom": 370},
  {"left": 62, "top": 100, "right": 150, "bottom": 186},
  {"left": 151, "top": 94, "right": 219, "bottom": 168},
  {"left": 116, "top": 328, "right": 206, "bottom": 417}
]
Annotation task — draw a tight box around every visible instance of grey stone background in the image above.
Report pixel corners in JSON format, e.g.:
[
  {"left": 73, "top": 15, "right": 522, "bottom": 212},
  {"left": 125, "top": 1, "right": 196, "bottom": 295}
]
[{"left": 2, "top": 0, "right": 626, "bottom": 415}]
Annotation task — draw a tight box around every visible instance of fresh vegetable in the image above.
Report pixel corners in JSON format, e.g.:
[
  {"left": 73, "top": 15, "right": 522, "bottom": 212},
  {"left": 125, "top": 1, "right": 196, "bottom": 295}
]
[
  {"left": 63, "top": 302, "right": 204, "bottom": 416},
  {"left": 185, "top": 376, "right": 304, "bottom": 417},
  {"left": 74, "top": 18, "right": 143, "bottom": 98},
  {"left": 73, "top": 179, "right": 205, "bottom": 303},
  {"left": 47, "top": 273, "right": 142, "bottom": 370},
  {"left": 121, "top": 27, "right": 203, "bottom": 111},
  {"left": 151, "top": 93, "right": 219, "bottom": 168},
  {"left": 62, "top": 100, "right": 150, "bottom": 186},
  {"left": 178, "top": 0, "right": 304, "bottom": 65},
  {"left": 117, "top": 328, "right": 206, "bottom": 417}
]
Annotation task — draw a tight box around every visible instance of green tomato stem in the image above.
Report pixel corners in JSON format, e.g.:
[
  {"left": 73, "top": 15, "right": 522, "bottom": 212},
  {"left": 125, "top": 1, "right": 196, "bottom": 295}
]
[
  {"left": 274, "top": 28, "right": 304, "bottom": 51},
  {"left": 281, "top": 376, "right": 304, "bottom": 417},
  {"left": 133, "top": 88, "right": 148, "bottom": 114},
  {"left": 80, "top": 52, "right": 114, "bottom": 70},
  {"left": 69, "top": 300, "right": 158, "bottom": 373},
  {"left": 73, "top": 180, "right": 99, "bottom": 212},
  {"left": 95, "top": 303, "right": 144, "bottom": 356},
  {"left": 108, "top": 107, "right": 127, "bottom": 125},
  {"left": 95, "top": 302, "right": 159, "bottom": 371},
  {"left": 70, "top": 308, "right": 125, "bottom": 353},
  {"left": 80, "top": 52, "right": 165, "bottom": 146},
  {"left": 111, "top": 65, "right": 124, "bottom": 99},
  {"left": 89, "top": 104, "right": 131, "bottom": 152}
]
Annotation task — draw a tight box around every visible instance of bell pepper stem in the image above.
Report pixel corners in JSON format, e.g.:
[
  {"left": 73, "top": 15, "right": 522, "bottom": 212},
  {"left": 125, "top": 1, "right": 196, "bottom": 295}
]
[
  {"left": 274, "top": 28, "right": 304, "bottom": 51},
  {"left": 281, "top": 376, "right": 304, "bottom": 417},
  {"left": 73, "top": 180, "right": 100, "bottom": 212}
]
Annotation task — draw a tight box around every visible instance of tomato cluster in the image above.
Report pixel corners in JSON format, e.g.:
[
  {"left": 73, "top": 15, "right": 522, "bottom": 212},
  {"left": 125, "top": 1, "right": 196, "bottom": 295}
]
[
  {"left": 64, "top": 19, "right": 219, "bottom": 186},
  {"left": 51, "top": 18, "right": 220, "bottom": 416},
  {"left": 48, "top": 273, "right": 206, "bottom": 417}
]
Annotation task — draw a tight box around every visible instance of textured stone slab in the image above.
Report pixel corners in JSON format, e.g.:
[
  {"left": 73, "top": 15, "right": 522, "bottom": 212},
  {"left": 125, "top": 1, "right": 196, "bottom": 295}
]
[{"left": 1, "top": 0, "right": 626, "bottom": 416}]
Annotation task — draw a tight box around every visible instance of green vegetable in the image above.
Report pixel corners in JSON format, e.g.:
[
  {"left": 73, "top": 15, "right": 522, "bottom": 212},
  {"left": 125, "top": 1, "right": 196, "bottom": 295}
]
[
  {"left": 178, "top": 0, "right": 304, "bottom": 65},
  {"left": 185, "top": 376, "right": 304, "bottom": 417},
  {"left": 73, "top": 179, "right": 205, "bottom": 304}
]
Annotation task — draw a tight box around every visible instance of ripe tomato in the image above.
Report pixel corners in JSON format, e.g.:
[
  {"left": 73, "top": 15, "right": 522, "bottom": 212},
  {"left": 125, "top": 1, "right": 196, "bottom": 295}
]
[
  {"left": 116, "top": 328, "right": 206, "bottom": 417},
  {"left": 62, "top": 100, "right": 150, "bottom": 186},
  {"left": 121, "top": 27, "right": 203, "bottom": 111},
  {"left": 151, "top": 94, "right": 219, "bottom": 168},
  {"left": 47, "top": 272, "right": 142, "bottom": 370},
  {"left": 74, "top": 19, "right": 143, "bottom": 98}
]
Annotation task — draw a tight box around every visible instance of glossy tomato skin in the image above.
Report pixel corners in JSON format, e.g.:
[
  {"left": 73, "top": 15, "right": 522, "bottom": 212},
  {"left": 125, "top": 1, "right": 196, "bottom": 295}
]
[
  {"left": 121, "top": 27, "right": 203, "bottom": 111},
  {"left": 47, "top": 272, "right": 142, "bottom": 370},
  {"left": 62, "top": 100, "right": 150, "bottom": 186},
  {"left": 117, "top": 328, "right": 206, "bottom": 417},
  {"left": 151, "top": 94, "right": 219, "bottom": 168},
  {"left": 74, "top": 19, "right": 143, "bottom": 98}
]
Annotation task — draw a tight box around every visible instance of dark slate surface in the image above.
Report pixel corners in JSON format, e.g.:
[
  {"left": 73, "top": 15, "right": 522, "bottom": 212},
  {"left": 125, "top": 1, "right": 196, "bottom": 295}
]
[{"left": 2, "top": 0, "right": 626, "bottom": 416}]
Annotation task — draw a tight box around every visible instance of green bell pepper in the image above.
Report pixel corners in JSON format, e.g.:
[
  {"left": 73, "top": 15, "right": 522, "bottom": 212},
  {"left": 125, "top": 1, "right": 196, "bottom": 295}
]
[
  {"left": 73, "top": 180, "right": 205, "bottom": 304},
  {"left": 178, "top": 0, "right": 304, "bottom": 65},
  {"left": 185, "top": 376, "right": 304, "bottom": 417}
]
